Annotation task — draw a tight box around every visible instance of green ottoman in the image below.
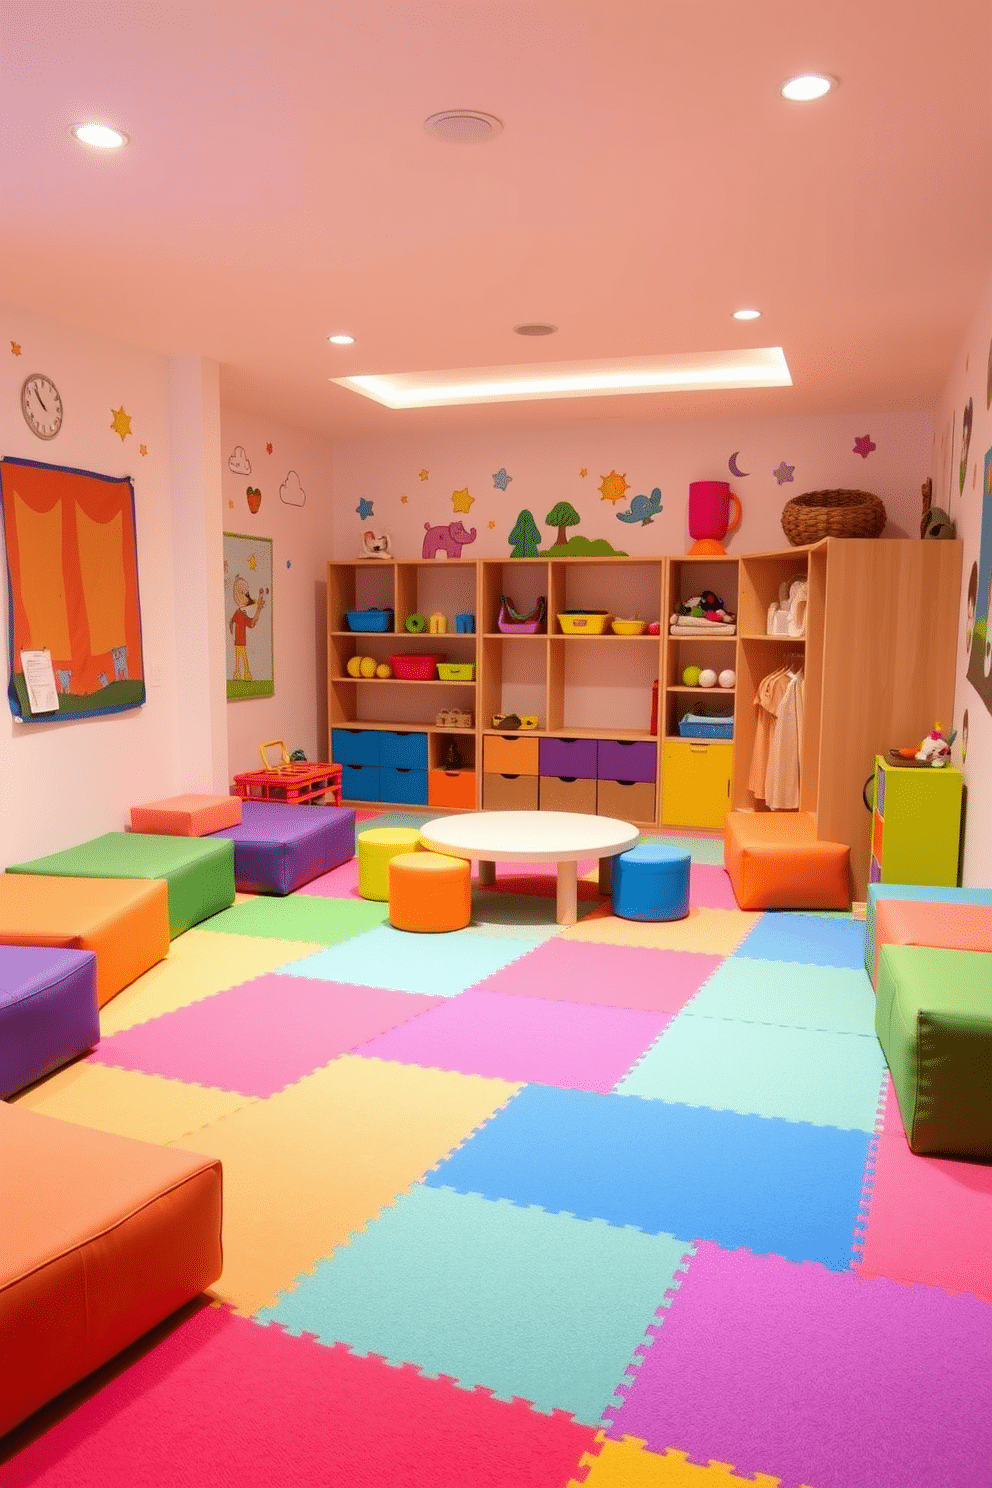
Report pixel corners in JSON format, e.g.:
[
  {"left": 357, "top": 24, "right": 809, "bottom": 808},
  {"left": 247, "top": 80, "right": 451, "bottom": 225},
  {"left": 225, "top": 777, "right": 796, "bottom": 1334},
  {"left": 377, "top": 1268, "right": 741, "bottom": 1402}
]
[
  {"left": 875, "top": 944, "right": 992, "bottom": 1157},
  {"left": 7, "top": 833, "right": 235, "bottom": 939},
  {"left": 864, "top": 884, "right": 992, "bottom": 978}
]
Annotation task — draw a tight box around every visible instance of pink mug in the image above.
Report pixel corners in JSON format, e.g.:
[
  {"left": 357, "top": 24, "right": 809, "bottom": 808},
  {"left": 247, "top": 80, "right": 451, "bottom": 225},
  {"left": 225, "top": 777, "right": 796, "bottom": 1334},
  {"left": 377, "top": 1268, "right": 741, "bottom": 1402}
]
[{"left": 688, "top": 481, "right": 743, "bottom": 552}]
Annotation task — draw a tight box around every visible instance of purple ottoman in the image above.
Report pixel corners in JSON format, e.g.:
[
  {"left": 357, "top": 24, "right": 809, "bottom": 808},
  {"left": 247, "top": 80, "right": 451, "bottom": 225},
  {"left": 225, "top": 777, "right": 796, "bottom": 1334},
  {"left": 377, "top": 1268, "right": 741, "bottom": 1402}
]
[
  {"left": 0, "top": 944, "right": 100, "bottom": 1099},
  {"left": 209, "top": 802, "right": 356, "bottom": 895}
]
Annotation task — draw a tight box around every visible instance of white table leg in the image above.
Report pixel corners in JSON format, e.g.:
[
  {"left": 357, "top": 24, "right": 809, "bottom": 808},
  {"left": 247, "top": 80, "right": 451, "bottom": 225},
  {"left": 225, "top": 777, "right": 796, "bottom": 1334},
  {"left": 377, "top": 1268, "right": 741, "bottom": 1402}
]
[
  {"left": 598, "top": 854, "right": 614, "bottom": 896},
  {"left": 478, "top": 859, "right": 496, "bottom": 887},
  {"left": 556, "top": 860, "right": 578, "bottom": 926}
]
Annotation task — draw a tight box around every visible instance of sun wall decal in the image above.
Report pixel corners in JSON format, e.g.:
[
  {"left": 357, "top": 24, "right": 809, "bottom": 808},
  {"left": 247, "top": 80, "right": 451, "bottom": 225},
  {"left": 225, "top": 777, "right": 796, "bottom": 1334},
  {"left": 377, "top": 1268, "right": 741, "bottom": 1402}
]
[{"left": 598, "top": 470, "right": 630, "bottom": 504}]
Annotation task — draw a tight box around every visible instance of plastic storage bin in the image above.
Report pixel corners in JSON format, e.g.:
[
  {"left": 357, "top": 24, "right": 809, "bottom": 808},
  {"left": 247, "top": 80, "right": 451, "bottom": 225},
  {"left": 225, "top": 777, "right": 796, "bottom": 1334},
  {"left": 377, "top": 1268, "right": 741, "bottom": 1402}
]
[
  {"left": 437, "top": 663, "right": 475, "bottom": 681},
  {"left": 557, "top": 611, "right": 613, "bottom": 635},
  {"left": 389, "top": 654, "right": 445, "bottom": 680},
  {"left": 678, "top": 712, "right": 734, "bottom": 740},
  {"left": 345, "top": 608, "right": 393, "bottom": 632}
]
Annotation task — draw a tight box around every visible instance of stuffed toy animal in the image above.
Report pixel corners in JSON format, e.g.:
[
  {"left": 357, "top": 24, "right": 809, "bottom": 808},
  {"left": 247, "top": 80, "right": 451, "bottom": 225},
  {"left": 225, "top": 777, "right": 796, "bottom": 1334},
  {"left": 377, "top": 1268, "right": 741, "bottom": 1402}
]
[{"left": 361, "top": 530, "right": 393, "bottom": 558}]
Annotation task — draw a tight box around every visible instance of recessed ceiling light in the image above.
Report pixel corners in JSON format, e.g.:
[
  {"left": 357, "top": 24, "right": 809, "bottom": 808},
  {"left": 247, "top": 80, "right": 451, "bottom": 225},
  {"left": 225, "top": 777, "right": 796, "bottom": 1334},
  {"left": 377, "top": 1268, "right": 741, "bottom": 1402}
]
[
  {"left": 423, "top": 110, "right": 503, "bottom": 144},
  {"left": 328, "top": 333, "right": 355, "bottom": 345},
  {"left": 733, "top": 308, "right": 762, "bottom": 321},
  {"left": 780, "top": 74, "right": 837, "bottom": 102},
  {"left": 514, "top": 323, "right": 558, "bottom": 337},
  {"left": 70, "top": 122, "right": 129, "bottom": 148},
  {"left": 333, "top": 348, "right": 792, "bottom": 410}
]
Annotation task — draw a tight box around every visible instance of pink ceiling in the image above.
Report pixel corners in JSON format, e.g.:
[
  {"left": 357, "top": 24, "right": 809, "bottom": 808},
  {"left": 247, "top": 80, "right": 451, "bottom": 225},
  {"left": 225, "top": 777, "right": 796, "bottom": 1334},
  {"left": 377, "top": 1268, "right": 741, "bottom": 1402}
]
[{"left": 2, "top": 0, "right": 990, "bottom": 439}]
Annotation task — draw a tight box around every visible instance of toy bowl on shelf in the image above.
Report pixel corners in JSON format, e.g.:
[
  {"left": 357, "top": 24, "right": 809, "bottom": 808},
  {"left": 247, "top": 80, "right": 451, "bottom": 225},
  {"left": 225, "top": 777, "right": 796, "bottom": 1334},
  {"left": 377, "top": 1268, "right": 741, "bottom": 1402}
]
[
  {"left": 557, "top": 611, "right": 613, "bottom": 635},
  {"left": 611, "top": 618, "right": 648, "bottom": 636},
  {"left": 389, "top": 653, "right": 445, "bottom": 680},
  {"left": 497, "top": 595, "right": 547, "bottom": 634},
  {"left": 345, "top": 607, "right": 393, "bottom": 632},
  {"left": 437, "top": 662, "right": 475, "bottom": 682}
]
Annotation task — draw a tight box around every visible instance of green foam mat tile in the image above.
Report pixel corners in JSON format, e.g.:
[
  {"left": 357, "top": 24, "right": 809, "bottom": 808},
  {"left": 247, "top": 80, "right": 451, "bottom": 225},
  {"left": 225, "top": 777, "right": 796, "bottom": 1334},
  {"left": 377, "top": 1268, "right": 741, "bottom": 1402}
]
[{"left": 201, "top": 894, "right": 388, "bottom": 944}]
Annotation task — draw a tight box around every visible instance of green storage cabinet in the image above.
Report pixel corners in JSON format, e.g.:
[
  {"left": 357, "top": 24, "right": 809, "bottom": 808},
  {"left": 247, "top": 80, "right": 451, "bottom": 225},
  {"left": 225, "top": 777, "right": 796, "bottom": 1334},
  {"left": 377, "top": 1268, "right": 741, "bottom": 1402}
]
[{"left": 868, "top": 757, "right": 962, "bottom": 887}]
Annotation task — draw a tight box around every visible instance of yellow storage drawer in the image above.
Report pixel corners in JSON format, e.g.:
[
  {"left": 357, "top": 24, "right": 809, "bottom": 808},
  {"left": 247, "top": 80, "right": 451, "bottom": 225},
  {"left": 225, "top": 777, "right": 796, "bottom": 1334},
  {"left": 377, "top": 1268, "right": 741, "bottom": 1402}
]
[
  {"left": 661, "top": 739, "right": 733, "bottom": 829},
  {"left": 483, "top": 734, "right": 540, "bottom": 776}
]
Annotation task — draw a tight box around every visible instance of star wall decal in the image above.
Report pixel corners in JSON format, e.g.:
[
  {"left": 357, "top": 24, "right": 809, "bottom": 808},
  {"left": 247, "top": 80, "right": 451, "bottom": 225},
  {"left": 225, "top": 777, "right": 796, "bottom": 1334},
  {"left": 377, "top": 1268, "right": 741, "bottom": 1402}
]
[
  {"left": 266, "top": 443, "right": 273, "bottom": 454},
  {"left": 10, "top": 341, "right": 21, "bottom": 356},
  {"left": 488, "top": 520, "right": 496, "bottom": 528},
  {"left": 492, "top": 467, "right": 512, "bottom": 490},
  {"left": 400, "top": 494, "right": 409, "bottom": 503},
  {"left": 356, "top": 498, "right": 374, "bottom": 520},
  {"left": 110, "top": 406, "right": 132, "bottom": 441},
  {"left": 772, "top": 461, "right": 795, "bottom": 485},
  {"left": 579, "top": 468, "right": 588, "bottom": 477},
  {"left": 853, "top": 434, "right": 876, "bottom": 459},
  {"left": 139, "top": 444, "right": 148, "bottom": 456},
  {"left": 451, "top": 487, "right": 475, "bottom": 513},
  {"left": 248, "top": 554, "right": 257, "bottom": 571},
  {"left": 229, "top": 500, "right": 235, "bottom": 509},
  {"left": 419, "top": 469, "right": 429, "bottom": 481}
]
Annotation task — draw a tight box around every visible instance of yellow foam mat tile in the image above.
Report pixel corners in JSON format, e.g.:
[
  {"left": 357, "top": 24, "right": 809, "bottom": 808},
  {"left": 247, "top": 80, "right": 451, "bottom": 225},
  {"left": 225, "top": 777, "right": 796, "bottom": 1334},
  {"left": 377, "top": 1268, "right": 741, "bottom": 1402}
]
[
  {"left": 99, "top": 929, "right": 312, "bottom": 1034},
  {"left": 10, "top": 1061, "right": 254, "bottom": 1145},
  {"left": 561, "top": 905, "right": 759, "bottom": 955},
  {"left": 173, "top": 1054, "right": 522, "bottom": 1317},
  {"left": 573, "top": 1437, "right": 814, "bottom": 1487}
]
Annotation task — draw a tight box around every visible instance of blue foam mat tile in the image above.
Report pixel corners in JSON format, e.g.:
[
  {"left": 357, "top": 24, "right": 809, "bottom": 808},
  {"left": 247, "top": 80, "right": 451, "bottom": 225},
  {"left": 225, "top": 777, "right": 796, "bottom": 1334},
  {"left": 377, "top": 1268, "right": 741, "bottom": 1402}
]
[
  {"left": 425, "top": 1084, "right": 872, "bottom": 1271},
  {"left": 685, "top": 956, "right": 877, "bottom": 1035},
  {"left": 257, "top": 1184, "right": 694, "bottom": 1427},
  {"left": 733, "top": 911, "right": 867, "bottom": 969},
  {"left": 278, "top": 923, "right": 539, "bottom": 996}
]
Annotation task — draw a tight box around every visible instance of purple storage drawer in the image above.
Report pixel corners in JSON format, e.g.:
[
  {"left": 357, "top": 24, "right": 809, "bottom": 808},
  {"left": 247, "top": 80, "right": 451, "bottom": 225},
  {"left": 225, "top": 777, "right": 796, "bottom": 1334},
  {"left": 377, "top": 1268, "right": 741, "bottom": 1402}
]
[
  {"left": 597, "top": 739, "right": 657, "bottom": 784},
  {"left": 539, "top": 737, "right": 599, "bottom": 780}
]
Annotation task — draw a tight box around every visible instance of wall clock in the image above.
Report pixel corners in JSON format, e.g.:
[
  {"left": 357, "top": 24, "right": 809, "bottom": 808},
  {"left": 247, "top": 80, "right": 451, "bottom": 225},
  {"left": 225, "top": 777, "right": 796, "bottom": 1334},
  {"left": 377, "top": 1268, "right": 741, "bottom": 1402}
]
[{"left": 20, "top": 373, "right": 64, "bottom": 440}]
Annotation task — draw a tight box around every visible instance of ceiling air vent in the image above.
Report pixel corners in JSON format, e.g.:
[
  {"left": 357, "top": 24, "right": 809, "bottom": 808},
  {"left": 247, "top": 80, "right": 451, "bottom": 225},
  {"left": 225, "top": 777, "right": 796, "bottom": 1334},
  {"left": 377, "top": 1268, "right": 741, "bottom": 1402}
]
[
  {"left": 513, "top": 323, "right": 558, "bottom": 337},
  {"left": 423, "top": 110, "right": 503, "bottom": 144}
]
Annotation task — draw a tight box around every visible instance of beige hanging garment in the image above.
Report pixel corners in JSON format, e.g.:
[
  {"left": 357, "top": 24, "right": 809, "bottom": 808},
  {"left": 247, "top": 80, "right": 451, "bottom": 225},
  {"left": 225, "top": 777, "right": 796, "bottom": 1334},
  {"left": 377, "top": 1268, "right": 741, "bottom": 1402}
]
[
  {"left": 765, "top": 667, "right": 804, "bottom": 809},
  {"left": 749, "top": 668, "right": 790, "bottom": 800}
]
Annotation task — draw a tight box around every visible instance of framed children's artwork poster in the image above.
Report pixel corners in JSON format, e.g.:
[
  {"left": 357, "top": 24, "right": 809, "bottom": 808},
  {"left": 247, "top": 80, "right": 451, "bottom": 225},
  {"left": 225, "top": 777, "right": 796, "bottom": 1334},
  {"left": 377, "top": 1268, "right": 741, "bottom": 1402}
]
[{"left": 224, "top": 532, "right": 273, "bottom": 699}]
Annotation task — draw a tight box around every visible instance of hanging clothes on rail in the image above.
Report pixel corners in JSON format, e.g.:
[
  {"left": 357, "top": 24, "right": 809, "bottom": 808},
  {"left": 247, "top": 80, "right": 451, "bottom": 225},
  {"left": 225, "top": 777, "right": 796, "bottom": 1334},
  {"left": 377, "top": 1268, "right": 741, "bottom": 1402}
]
[{"left": 749, "top": 662, "right": 804, "bottom": 809}]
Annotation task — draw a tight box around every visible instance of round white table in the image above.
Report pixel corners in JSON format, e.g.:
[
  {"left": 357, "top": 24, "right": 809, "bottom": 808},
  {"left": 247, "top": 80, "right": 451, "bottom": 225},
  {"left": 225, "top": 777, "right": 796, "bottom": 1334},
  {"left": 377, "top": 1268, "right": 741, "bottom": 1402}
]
[{"left": 418, "top": 811, "right": 640, "bottom": 926}]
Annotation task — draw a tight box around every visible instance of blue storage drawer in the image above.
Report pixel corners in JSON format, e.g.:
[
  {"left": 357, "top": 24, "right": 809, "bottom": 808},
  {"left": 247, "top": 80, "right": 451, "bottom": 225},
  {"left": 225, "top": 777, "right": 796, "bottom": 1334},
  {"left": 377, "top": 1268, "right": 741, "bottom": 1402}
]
[
  {"left": 332, "top": 728, "right": 380, "bottom": 767},
  {"left": 381, "top": 767, "right": 428, "bottom": 805},
  {"left": 341, "top": 763, "right": 380, "bottom": 801},
  {"left": 379, "top": 730, "right": 429, "bottom": 770}
]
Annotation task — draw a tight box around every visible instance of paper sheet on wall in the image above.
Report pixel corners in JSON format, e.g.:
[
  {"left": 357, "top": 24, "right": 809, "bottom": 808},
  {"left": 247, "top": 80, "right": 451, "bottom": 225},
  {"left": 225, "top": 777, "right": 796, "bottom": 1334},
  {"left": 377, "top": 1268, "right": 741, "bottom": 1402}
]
[{"left": 19, "top": 650, "right": 60, "bottom": 713}]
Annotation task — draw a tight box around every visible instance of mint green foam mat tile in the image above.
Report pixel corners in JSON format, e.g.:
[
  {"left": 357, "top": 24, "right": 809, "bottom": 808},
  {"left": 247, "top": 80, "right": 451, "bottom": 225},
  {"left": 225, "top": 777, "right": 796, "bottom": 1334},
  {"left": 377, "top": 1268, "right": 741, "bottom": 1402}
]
[
  {"left": 617, "top": 1016, "right": 887, "bottom": 1131},
  {"left": 638, "top": 833, "right": 726, "bottom": 865},
  {"left": 257, "top": 1183, "right": 693, "bottom": 1426},
  {"left": 281, "top": 924, "right": 537, "bottom": 996},
  {"left": 358, "top": 810, "right": 439, "bottom": 832},
  {"left": 464, "top": 890, "right": 597, "bottom": 941},
  {"left": 686, "top": 957, "right": 877, "bottom": 1036},
  {"left": 200, "top": 893, "right": 388, "bottom": 943}
]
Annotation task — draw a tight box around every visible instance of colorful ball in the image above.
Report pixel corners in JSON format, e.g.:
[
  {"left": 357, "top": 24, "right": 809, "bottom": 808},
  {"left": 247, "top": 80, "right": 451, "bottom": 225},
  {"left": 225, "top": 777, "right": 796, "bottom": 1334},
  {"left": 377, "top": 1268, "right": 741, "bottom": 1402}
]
[
  {"left": 718, "top": 669, "right": 736, "bottom": 689},
  {"left": 375, "top": 662, "right": 393, "bottom": 678},
  {"left": 698, "top": 668, "right": 717, "bottom": 688},
  {"left": 682, "top": 665, "right": 702, "bottom": 687},
  {"left": 359, "top": 656, "right": 377, "bottom": 678}
]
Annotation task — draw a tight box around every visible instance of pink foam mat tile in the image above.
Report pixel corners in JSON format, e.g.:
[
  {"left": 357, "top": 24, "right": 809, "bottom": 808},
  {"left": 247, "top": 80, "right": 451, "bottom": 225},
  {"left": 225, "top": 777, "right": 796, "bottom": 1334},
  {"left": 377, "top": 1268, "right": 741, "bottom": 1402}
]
[
  {"left": 356, "top": 987, "right": 674, "bottom": 1093},
  {"left": 689, "top": 862, "right": 740, "bottom": 911},
  {"left": 879, "top": 1073, "right": 907, "bottom": 1138},
  {"left": 473, "top": 937, "right": 722, "bottom": 1013},
  {"left": 605, "top": 1240, "right": 992, "bottom": 1488},
  {"left": 297, "top": 856, "right": 362, "bottom": 898},
  {"left": 93, "top": 974, "right": 444, "bottom": 1096},
  {"left": 484, "top": 867, "right": 604, "bottom": 900},
  {"left": 853, "top": 1129, "right": 992, "bottom": 1300},
  {"left": 0, "top": 1303, "right": 599, "bottom": 1488}
]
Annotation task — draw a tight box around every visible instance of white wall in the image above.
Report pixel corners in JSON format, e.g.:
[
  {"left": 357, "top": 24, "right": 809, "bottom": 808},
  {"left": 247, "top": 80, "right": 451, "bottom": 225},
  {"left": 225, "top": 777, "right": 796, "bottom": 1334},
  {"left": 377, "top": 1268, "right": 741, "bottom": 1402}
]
[
  {"left": 219, "top": 410, "right": 336, "bottom": 775},
  {"left": 932, "top": 267, "right": 992, "bottom": 888}
]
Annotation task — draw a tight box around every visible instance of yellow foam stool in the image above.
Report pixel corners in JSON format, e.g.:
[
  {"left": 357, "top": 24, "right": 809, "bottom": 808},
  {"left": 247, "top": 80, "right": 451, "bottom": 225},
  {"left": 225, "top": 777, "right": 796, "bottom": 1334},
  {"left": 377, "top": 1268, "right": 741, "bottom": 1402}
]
[
  {"left": 389, "top": 851, "right": 471, "bottom": 932},
  {"left": 358, "top": 828, "right": 424, "bottom": 901}
]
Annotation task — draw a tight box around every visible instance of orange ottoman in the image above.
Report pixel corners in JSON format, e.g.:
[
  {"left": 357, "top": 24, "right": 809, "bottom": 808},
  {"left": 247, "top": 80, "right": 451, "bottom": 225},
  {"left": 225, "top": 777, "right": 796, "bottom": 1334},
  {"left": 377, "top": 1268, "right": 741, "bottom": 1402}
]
[
  {"left": 0, "top": 874, "right": 170, "bottom": 1007},
  {"left": 389, "top": 851, "right": 471, "bottom": 932},
  {"left": 131, "top": 792, "right": 242, "bottom": 836},
  {"left": 0, "top": 1101, "right": 223, "bottom": 1437},
  {"left": 724, "top": 811, "right": 850, "bottom": 911},
  {"left": 872, "top": 899, "right": 992, "bottom": 987}
]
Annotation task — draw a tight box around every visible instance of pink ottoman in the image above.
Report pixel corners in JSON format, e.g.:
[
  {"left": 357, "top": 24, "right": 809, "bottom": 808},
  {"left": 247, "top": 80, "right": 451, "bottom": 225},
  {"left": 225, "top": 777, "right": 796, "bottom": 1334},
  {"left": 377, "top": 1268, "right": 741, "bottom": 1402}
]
[
  {"left": 871, "top": 899, "right": 992, "bottom": 987},
  {"left": 131, "top": 793, "right": 242, "bottom": 837}
]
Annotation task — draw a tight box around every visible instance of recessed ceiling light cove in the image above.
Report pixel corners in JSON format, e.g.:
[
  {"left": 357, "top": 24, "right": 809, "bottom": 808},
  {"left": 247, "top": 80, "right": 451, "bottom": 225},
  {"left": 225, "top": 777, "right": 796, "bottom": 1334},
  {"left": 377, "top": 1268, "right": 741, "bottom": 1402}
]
[
  {"left": 780, "top": 74, "right": 837, "bottom": 101},
  {"left": 424, "top": 110, "right": 503, "bottom": 144},
  {"left": 328, "top": 333, "right": 355, "bottom": 345},
  {"left": 733, "top": 309, "right": 761, "bottom": 321},
  {"left": 70, "top": 122, "right": 129, "bottom": 148},
  {"left": 333, "top": 349, "right": 792, "bottom": 409},
  {"left": 514, "top": 323, "right": 558, "bottom": 337}
]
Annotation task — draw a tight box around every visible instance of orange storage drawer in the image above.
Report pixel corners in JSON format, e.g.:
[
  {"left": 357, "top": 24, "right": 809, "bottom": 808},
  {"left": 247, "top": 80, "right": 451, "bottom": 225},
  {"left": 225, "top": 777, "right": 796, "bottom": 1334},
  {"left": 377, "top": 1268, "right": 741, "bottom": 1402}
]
[
  {"left": 483, "top": 734, "right": 540, "bottom": 776},
  {"left": 483, "top": 772, "right": 540, "bottom": 810},
  {"left": 539, "top": 775, "right": 598, "bottom": 814},
  {"left": 428, "top": 769, "right": 477, "bottom": 810},
  {"left": 597, "top": 777, "right": 656, "bottom": 824}
]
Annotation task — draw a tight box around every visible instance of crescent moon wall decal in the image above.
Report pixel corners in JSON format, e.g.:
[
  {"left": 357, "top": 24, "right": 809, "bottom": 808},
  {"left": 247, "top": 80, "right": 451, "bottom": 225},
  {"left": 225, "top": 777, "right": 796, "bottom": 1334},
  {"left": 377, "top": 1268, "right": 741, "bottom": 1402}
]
[{"left": 728, "top": 451, "right": 749, "bottom": 478}]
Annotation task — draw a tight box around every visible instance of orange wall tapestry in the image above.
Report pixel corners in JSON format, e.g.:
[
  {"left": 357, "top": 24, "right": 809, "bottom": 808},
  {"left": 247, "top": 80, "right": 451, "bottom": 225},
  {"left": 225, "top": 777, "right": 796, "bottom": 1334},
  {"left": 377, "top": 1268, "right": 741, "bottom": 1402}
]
[{"left": 0, "top": 457, "right": 145, "bottom": 721}]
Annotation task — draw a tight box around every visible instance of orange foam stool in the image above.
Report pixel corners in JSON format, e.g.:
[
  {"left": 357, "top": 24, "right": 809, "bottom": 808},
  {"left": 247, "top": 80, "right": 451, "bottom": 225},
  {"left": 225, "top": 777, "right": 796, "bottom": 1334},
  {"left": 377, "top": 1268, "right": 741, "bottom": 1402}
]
[
  {"left": 724, "top": 811, "right": 850, "bottom": 911},
  {"left": 358, "top": 827, "right": 424, "bottom": 901},
  {"left": 872, "top": 898, "right": 992, "bottom": 988},
  {"left": 0, "top": 874, "right": 170, "bottom": 1007},
  {"left": 388, "top": 850, "right": 471, "bottom": 932},
  {"left": 0, "top": 1101, "right": 223, "bottom": 1438},
  {"left": 131, "top": 792, "right": 242, "bottom": 836}
]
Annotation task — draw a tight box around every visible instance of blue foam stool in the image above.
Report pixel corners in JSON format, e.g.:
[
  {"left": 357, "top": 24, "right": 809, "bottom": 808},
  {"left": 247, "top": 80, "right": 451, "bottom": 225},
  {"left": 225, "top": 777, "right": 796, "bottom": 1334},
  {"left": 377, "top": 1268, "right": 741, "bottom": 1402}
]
[{"left": 612, "top": 844, "right": 691, "bottom": 922}]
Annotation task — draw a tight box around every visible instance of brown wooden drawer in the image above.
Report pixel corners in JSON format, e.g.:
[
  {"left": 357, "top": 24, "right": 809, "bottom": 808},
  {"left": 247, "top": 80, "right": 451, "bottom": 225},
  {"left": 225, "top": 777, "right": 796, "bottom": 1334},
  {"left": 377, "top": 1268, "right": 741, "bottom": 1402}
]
[
  {"left": 539, "top": 775, "right": 598, "bottom": 814},
  {"left": 597, "top": 777, "right": 656, "bottom": 824},
  {"left": 483, "top": 772, "right": 540, "bottom": 810},
  {"left": 483, "top": 734, "right": 540, "bottom": 776}
]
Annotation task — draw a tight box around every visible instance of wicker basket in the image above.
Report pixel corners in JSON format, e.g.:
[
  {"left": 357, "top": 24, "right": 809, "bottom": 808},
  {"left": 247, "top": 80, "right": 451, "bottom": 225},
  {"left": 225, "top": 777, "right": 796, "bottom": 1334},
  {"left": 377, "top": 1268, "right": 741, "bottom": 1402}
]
[{"left": 780, "top": 489, "right": 887, "bottom": 545}]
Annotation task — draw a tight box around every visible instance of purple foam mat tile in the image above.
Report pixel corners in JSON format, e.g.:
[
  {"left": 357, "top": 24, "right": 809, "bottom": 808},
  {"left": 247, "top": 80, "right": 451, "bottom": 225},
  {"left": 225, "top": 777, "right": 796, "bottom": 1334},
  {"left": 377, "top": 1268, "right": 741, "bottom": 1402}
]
[
  {"left": 355, "top": 987, "right": 674, "bottom": 1093},
  {"left": 605, "top": 1239, "right": 992, "bottom": 1488},
  {"left": 471, "top": 937, "right": 722, "bottom": 1014},
  {"left": 93, "top": 973, "right": 445, "bottom": 1096}
]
